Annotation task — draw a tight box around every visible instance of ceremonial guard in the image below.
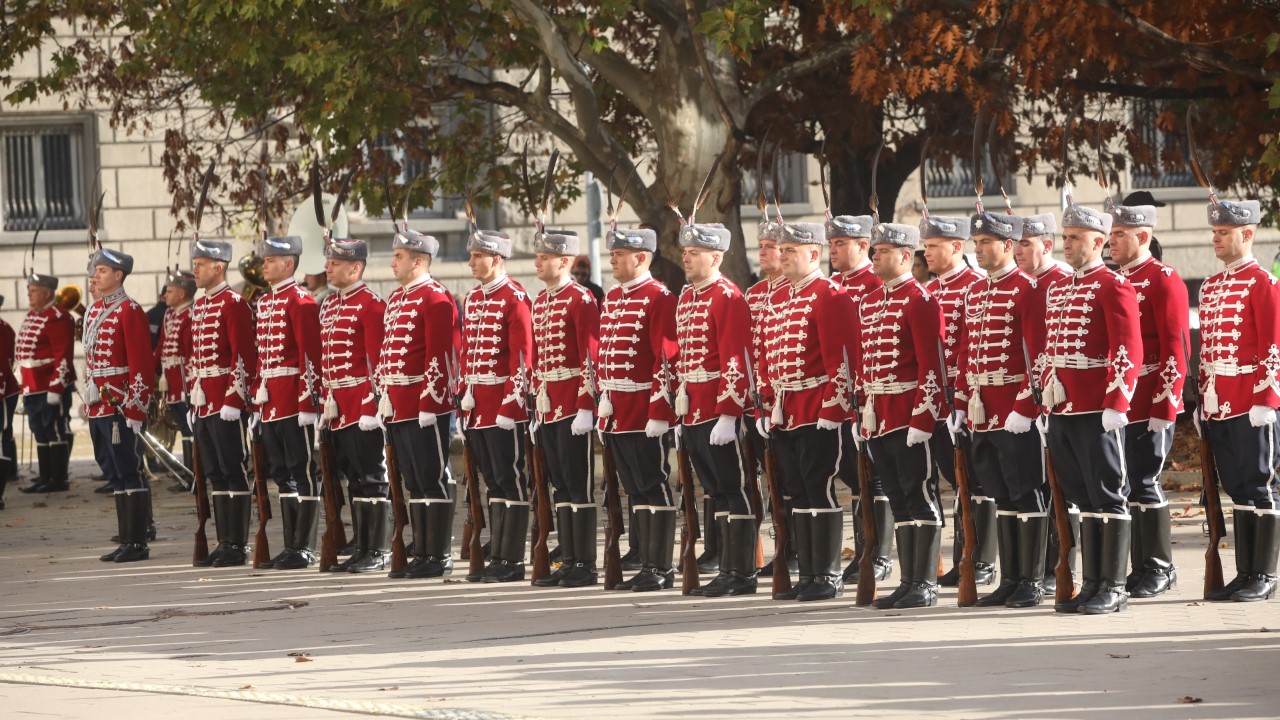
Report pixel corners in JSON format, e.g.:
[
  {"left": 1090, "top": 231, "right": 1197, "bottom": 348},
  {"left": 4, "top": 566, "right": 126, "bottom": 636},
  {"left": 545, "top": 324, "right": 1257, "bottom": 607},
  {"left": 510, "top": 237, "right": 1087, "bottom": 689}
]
[
  {"left": 1108, "top": 203, "right": 1189, "bottom": 598},
  {"left": 1041, "top": 205, "right": 1141, "bottom": 615},
  {"left": 527, "top": 229, "right": 601, "bottom": 587},
  {"left": 675, "top": 222, "right": 753, "bottom": 596},
  {"left": 1199, "top": 198, "right": 1280, "bottom": 603},
  {"left": 858, "top": 222, "right": 947, "bottom": 609},
  {"left": 829, "top": 214, "right": 894, "bottom": 584},
  {"left": 597, "top": 226, "right": 679, "bottom": 592},
  {"left": 252, "top": 235, "right": 323, "bottom": 570},
  {"left": 156, "top": 269, "right": 197, "bottom": 479},
  {"left": 16, "top": 273, "right": 75, "bottom": 494},
  {"left": 83, "top": 248, "right": 155, "bottom": 563},
  {"left": 380, "top": 229, "right": 459, "bottom": 580},
  {"left": 318, "top": 238, "right": 390, "bottom": 573},
  {"left": 955, "top": 211, "right": 1050, "bottom": 608},
  {"left": 757, "top": 222, "right": 856, "bottom": 601},
  {"left": 460, "top": 229, "right": 534, "bottom": 583},
  {"left": 188, "top": 239, "right": 257, "bottom": 568},
  {"left": 923, "top": 216, "right": 998, "bottom": 589},
  {"left": 0, "top": 296, "right": 19, "bottom": 494}
]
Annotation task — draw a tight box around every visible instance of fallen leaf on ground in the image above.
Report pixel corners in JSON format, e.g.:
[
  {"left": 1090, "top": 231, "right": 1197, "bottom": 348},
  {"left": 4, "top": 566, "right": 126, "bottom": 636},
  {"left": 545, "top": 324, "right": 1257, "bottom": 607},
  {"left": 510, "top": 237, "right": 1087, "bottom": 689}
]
[
  {"left": 240, "top": 685, "right": 253, "bottom": 690},
  {"left": 841, "top": 547, "right": 854, "bottom": 560},
  {"left": 1176, "top": 696, "right": 1202, "bottom": 704},
  {"left": 377, "top": 686, "right": 399, "bottom": 691},
  {"left": 1108, "top": 653, "right": 1130, "bottom": 659},
  {"left": 294, "top": 656, "right": 313, "bottom": 663},
  {"left": 31, "top": 502, "right": 46, "bottom": 508},
  {"left": 1260, "top": 627, "right": 1271, "bottom": 633},
  {"left": 288, "top": 651, "right": 310, "bottom": 657}
]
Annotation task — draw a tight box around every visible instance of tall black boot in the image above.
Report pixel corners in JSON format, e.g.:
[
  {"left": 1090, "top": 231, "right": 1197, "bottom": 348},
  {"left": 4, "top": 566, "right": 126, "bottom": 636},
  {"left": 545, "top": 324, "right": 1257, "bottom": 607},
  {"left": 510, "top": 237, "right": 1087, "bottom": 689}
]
[
  {"left": 404, "top": 500, "right": 455, "bottom": 579},
  {"left": 620, "top": 503, "right": 642, "bottom": 570},
  {"left": 1233, "top": 511, "right": 1279, "bottom": 602},
  {"left": 349, "top": 499, "right": 392, "bottom": 573},
  {"left": 536, "top": 504, "right": 576, "bottom": 587},
  {"left": 40, "top": 442, "right": 70, "bottom": 492},
  {"left": 976, "top": 513, "right": 1020, "bottom": 606},
  {"left": 1057, "top": 514, "right": 1102, "bottom": 613},
  {"left": 1080, "top": 515, "right": 1130, "bottom": 614},
  {"left": 874, "top": 525, "right": 915, "bottom": 609},
  {"left": 613, "top": 506, "right": 650, "bottom": 590},
  {"left": 1006, "top": 514, "right": 1049, "bottom": 608},
  {"left": 485, "top": 501, "right": 527, "bottom": 583},
  {"left": 332, "top": 499, "right": 370, "bottom": 572},
  {"left": 797, "top": 511, "right": 844, "bottom": 602},
  {"left": 275, "top": 499, "right": 319, "bottom": 569},
  {"left": 842, "top": 497, "right": 865, "bottom": 584},
  {"left": 1131, "top": 505, "right": 1177, "bottom": 598},
  {"left": 1209, "top": 510, "right": 1255, "bottom": 601},
  {"left": 263, "top": 496, "right": 300, "bottom": 569},
  {"left": 896, "top": 523, "right": 941, "bottom": 608},
  {"left": 213, "top": 493, "right": 251, "bottom": 567},
  {"left": 471, "top": 500, "right": 506, "bottom": 582},
  {"left": 561, "top": 505, "right": 599, "bottom": 588},
  {"left": 0, "top": 458, "right": 7, "bottom": 509},
  {"left": 709, "top": 516, "right": 758, "bottom": 596},
  {"left": 392, "top": 501, "right": 428, "bottom": 579},
  {"left": 1125, "top": 504, "right": 1147, "bottom": 592},
  {"left": 776, "top": 510, "right": 814, "bottom": 600},
  {"left": 342, "top": 494, "right": 363, "bottom": 558},
  {"left": 114, "top": 491, "right": 152, "bottom": 563},
  {"left": 871, "top": 498, "right": 894, "bottom": 581},
  {"left": 196, "top": 493, "right": 231, "bottom": 567},
  {"left": 939, "top": 506, "right": 964, "bottom": 587},
  {"left": 695, "top": 514, "right": 732, "bottom": 596},
  {"left": 972, "top": 498, "right": 997, "bottom": 585},
  {"left": 100, "top": 492, "right": 127, "bottom": 561},
  {"left": 697, "top": 497, "right": 720, "bottom": 573},
  {"left": 633, "top": 507, "right": 676, "bottom": 592},
  {"left": 22, "top": 444, "right": 51, "bottom": 494}
]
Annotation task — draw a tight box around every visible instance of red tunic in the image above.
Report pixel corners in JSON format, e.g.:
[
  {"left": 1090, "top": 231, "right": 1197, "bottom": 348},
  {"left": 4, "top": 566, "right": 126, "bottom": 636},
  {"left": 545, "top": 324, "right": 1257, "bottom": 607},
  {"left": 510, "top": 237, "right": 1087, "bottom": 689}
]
[
  {"left": 1039, "top": 260, "right": 1142, "bottom": 415},
  {"left": 745, "top": 275, "right": 787, "bottom": 416},
  {"left": 856, "top": 274, "right": 946, "bottom": 437},
  {"left": 461, "top": 275, "right": 533, "bottom": 428},
  {"left": 82, "top": 289, "right": 154, "bottom": 422},
  {"left": 319, "top": 282, "right": 386, "bottom": 430},
  {"left": 0, "top": 319, "right": 18, "bottom": 399},
  {"left": 156, "top": 302, "right": 192, "bottom": 405},
  {"left": 532, "top": 278, "right": 599, "bottom": 424},
  {"left": 596, "top": 273, "right": 677, "bottom": 433},
  {"left": 1198, "top": 256, "right": 1280, "bottom": 420},
  {"left": 675, "top": 274, "right": 751, "bottom": 426},
  {"left": 1120, "top": 253, "right": 1190, "bottom": 423},
  {"left": 189, "top": 283, "right": 256, "bottom": 418},
  {"left": 926, "top": 264, "right": 985, "bottom": 387},
  {"left": 252, "top": 280, "right": 322, "bottom": 422},
  {"left": 378, "top": 274, "right": 459, "bottom": 424},
  {"left": 16, "top": 303, "right": 75, "bottom": 397}
]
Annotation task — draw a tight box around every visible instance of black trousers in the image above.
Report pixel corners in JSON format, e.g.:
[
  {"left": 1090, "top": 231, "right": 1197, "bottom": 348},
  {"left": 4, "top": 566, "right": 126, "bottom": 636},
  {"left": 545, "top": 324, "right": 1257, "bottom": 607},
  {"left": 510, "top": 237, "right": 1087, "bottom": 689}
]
[
  {"left": 1123, "top": 422, "right": 1172, "bottom": 507},
  {"left": 538, "top": 417, "right": 593, "bottom": 505},
  {"left": 468, "top": 424, "right": 529, "bottom": 501},
  {"left": 930, "top": 424, "right": 987, "bottom": 497},
  {"left": 1, "top": 393, "right": 17, "bottom": 463},
  {"left": 390, "top": 416, "right": 452, "bottom": 500},
  {"left": 23, "top": 392, "right": 68, "bottom": 445},
  {"left": 331, "top": 423, "right": 389, "bottom": 499},
  {"left": 89, "top": 416, "right": 143, "bottom": 491},
  {"left": 167, "top": 401, "right": 193, "bottom": 438},
  {"left": 261, "top": 419, "right": 318, "bottom": 496},
  {"left": 604, "top": 431, "right": 673, "bottom": 507},
  {"left": 1204, "top": 415, "right": 1280, "bottom": 510},
  {"left": 838, "top": 421, "right": 885, "bottom": 498},
  {"left": 194, "top": 414, "right": 249, "bottom": 492},
  {"left": 1046, "top": 413, "right": 1127, "bottom": 515},
  {"left": 969, "top": 429, "right": 1046, "bottom": 513},
  {"left": 773, "top": 424, "right": 843, "bottom": 510},
  {"left": 683, "top": 418, "right": 751, "bottom": 516},
  {"left": 867, "top": 428, "right": 940, "bottom": 523}
]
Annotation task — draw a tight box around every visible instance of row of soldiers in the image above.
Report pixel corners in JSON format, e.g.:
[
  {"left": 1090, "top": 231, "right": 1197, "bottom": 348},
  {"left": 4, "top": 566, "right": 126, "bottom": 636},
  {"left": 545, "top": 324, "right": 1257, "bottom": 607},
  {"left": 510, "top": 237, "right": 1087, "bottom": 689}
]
[{"left": 9, "top": 169, "right": 1278, "bottom": 612}]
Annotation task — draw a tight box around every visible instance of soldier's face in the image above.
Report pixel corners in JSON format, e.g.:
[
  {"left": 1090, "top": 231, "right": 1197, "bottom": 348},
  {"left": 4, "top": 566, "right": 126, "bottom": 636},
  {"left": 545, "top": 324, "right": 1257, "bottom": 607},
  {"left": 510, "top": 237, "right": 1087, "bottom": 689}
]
[
  {"left": 390, "top": 248, "right": 425, "bottom": 284},
  {"left": 325, "top": 258, "right": 363, "bottom": 288},
  {"left": 923, "top": 237, "right": 961, "bottom": 274},
  {"left": 1212, "top": 225, "right": 1253, "bottom": 264},
  {"left": 681, "top": 247, "right": 720, "bottom": 283},
  {"left": 534, "top": 253, "right": 571, "bottom": 285},
  {"left": 609, "top": 248, "right": 645, "bottom": 283},
  {"left": 27, "top": 285, "right": 51, "bottom": 309},
  {"left": 191, "top": 257, "right": 225, "bottom": 290},
  {"left": 163, "top": 284, "right": 189, "bottom": 308},
  {"left": 974, "top": 235, "right": 1012, "bottom": 273},
  {"left": 468, "top": 250, "right": 502, "bottom": 283},
  {"left": 871, "top": 244, "right": 909, "bottom": 280},
  {"left": 1107, "top": 227, "right": 1146, "bottom": 266},
  {"left": 261, "top": 255, "right": 296, "bottom": 285},
  {"left": 828, "top": 237, "right": 855, "bottom": 272},
  {"left": 779, "top": 243, "right": 818, "bottom": 282},
  {"left": 758, "top": 239, "right": 781, "bottom": 276},
  {"left": 89, "top": 264, "right": 123, "bottom": 295},
  {"left": 1061, "top": 230, "right": 1103, "bottom": 269},
  {"left": 1015, "top": 236, "right": 1049, "bottom": 273}
]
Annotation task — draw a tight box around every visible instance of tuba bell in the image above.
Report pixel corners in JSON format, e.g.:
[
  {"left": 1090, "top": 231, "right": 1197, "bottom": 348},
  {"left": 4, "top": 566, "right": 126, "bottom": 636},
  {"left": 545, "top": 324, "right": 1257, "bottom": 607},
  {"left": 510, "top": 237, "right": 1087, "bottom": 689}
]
[{"left": 56, "top": 284, "right": 86, "bottom": 339}]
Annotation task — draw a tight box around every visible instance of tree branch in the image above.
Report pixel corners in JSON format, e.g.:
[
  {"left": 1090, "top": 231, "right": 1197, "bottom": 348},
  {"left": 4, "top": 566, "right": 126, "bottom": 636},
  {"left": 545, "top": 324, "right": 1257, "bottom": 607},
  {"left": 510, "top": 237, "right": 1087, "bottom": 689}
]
[
  {"left": 1070, "top": 79, "right": 1253, "bottom": 99},
  {"left": 683, "top": 0, "right": 739, "bottom": 133},
  {"left": 745, "top": 30, "right": 876, "bottom": 114},
  {"left": 549, "top": 15, "right": 653, "bottom": 113}
]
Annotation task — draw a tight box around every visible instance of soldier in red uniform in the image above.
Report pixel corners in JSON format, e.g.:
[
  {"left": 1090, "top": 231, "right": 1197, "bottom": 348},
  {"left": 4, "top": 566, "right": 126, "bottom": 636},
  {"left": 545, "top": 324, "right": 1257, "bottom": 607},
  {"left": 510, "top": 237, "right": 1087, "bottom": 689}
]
[
  {"left": 597, "top": 227, "right": 679, "bottom": 592},
  {"left": 859, "top": 222, "right": 947, "bottom": 609},
  {"left": 83, "top": 249, "right": 156, "bottom": 563},
  {"left": 527, "top": 229, "right": 601, "bottom": 587},
  {"left": 317, "top": 238, "right": 390, "bottom": 573},
  {"left": 461, "top": 229, "right": 534, "bottom": 583},
  {"left": 16, "top": 272, "right": 75, "bottom": 495},
  {"left": 955, "top": 211, "right": 1050, "bottom": 608},
  {"left": 251, "top": 235, "right": 324, "bottom": 570},
  {"left": 923, "top": 215, "right": 998, "bottom": 590},
  {"left": 0, "top": 295, "right": 19, "bottom": 494},
  {"left": 757, "top": 222, "right": 856, "bottom": 601},
  {"left": 1199, "top": 198, "right": 1280, "bottom": 603},
  {"left": 188, "top": 239, "right": 257, "bottom": 568},
  {"left": 676, "top": 222, "right": 754, "bottom": 596},
  {"left": 1108, "top": 204, "right": 1189, "bottom": 599},
  {"left": 1041, "top": 205, "right": 1142, "bottom": 615},
  {"left": 828, "top": 214, "right": 895, "bottom": 586},
  {"left": 380, "top": 229, "right": 460, "bottom": 580},
  {"left": 156, "top": 269, "right": 196, "bottom": 483}
]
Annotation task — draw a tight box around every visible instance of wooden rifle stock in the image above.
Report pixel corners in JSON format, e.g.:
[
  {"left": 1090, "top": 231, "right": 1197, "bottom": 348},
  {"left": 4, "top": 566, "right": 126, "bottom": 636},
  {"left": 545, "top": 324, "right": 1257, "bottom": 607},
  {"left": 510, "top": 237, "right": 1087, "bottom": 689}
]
[
  {"left": 740, "top": 437, "right": 766, "bottom": 570},
  {"left": 317, "top": 429, "right": 343, "bottom": 572},
  {"left": 953, "top": 439, "right": 979, "bottom": 607},
  {"left": 677, "top": 443, "right": 701, "bottom": 595},
  {"left": 762, "top": 444, "right": 790, "bottom": 596},
  {"left": 854, "top": 444, "right": 878, "bottom": 606},
  {"left": 385, "top": 434, "right": 408, "bottom": 574},
  {"left": 462, "top": 441, "right": 486, "bottom": 577},
  {"left": 191, "top": 438, "right": 210, "bottom": 564},
  {"left": 601, "top": 435, "right": 624, "bottom": 589},
  {"left": 1200, "top": 437, "right": 1225, "bottom": 597},
  {"left": 528, "top": 432, "right": 553, "bottom": 585},
  {"left": 1044, "top": 448, "right": 1077, "bottom": 604},
  {"left": 251, "top": 435, "right": 272, "bottom": 568}
]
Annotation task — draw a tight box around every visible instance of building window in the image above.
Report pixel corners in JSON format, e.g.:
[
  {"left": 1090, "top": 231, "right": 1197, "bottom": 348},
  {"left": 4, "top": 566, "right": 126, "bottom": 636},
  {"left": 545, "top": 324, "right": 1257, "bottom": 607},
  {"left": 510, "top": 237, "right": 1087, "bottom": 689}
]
[
  {"left": 1, "top": 119, "right": 92, "bottom": 232},
  {"left": 741, "top": 152, "right": 808, "bottom": 207},
  {"left": 373, "top": 128, "right": 464, "bottom": 221},
  {"left": 926, "top": 155, "right": 1015, "bottom": 200},
  {"left": 1130, "top": 100, "right": 1195, "bottom": 189}
]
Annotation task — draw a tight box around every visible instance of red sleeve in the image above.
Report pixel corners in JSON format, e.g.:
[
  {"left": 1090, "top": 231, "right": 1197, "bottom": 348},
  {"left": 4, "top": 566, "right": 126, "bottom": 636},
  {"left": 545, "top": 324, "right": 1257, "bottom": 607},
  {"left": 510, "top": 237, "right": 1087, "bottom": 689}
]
[
  {"left": 817, "top": 286, "right": 857, "bottom": 423},
  {"left": 573, "top": 292, "right": 600, "bottom": 413},
  {"left": 48, "top": 313, "right": 75, "bottom": 396},
  {"left": 362, "top": 296, "right": 386, "bottom": 419},
  {"left": 1152, "top": 271, "right": 1190, "bottom": 421},
  {"left": 649, "top": 290, "right": 677, "bottom": 423},
  {"left": 226, "top": 299, "right": 257, "bottom": 412},
  {"left": 1251, "top": 273, "right": 1280, "bottom": 409},
  {"left": 711, "top": 292, "right": 751, "bottom": 418},
  {"left": 1103, "top": 278, "right": 1143, "bottom": 414},
  {"left": 122, "top": 305, "right": 155, "bottom": 422},
  {"left": 498, "top": 294, "right": 534, "bottom": 420},
  {"left": 421, "top": 292, "right": 460, "bottom": 415},
  {"left": 292, "top": 298, "right": 322, "bottom": 414},
  {"left": 1013, "top": 279, "right": 1048, "bottom": 419},
  {"left": 908, "top": 293, "right": 946, "bottom": 433},
  {"left": 953, "top": 285, "right": 974, "bottom": 409}
]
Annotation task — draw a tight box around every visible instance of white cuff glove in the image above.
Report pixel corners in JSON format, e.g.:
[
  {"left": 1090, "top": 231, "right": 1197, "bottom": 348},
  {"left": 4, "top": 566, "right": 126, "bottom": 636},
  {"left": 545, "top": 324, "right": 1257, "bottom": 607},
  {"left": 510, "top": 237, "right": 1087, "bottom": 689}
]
[
  {"left": 1249, "top": 405, "right": 1277, "bottom": 428},
  {"left": 358, "top": 415, "right": 381, "bottom": 432},
  {"left": 248, "top": 412, "right": 261, "bottom": 434},
  {"left": 188, "top": 409, "right": 197, "bottom": 428},
  {"left": 418, "top": 412, "right": 437, "bottom": 428},
  {"left": 673, "top": 423, "right": 682, "bottom": 450},
  {"left": 755, "top": 416, "right": 772, "bottom": 439},
  {"left": 316, "top": 413, "right": 329, "bottom": 431},
  {"left": 1193, "top": 412, "right": 1203, "bottom": 438},
  {"left": 298, "top": 412, "right": 318, "bottom": 427},
  {"left": 126, "top": 418, "right": 143, "bottom": 435},
  {"left": 219, "top": 405, "right": 241, "bottom": 423},
  {"left": 495, "top": 414, "right": 516, "bottom": 431},
  {"left": 816, "top": 418, "right": 841, "bottom": 431},
  {"left": 1147, "top": 417, "right": 1174, "bottom": 434},
  {"left": 571, "top": 409, "right": 594, "bottom": 436},
  {"left": 47, "top": 391, "right": 62, "bottom": 406},
  {"left": 946, "top": 410, "right": 967, "bottom": 435},
  {"left": 708, "top": 414, "right": 738, "bottom": 446},
  {"left": 645, "top": 419, "right": 669, "bottom": 438},
  {"left": 1101, "top": 409, "right": 1128, "bottom": 433},
  {"left": 1004, "top": 411, "right": 1033, "bottom": 435},
  {"left": 906, "top": 427, "right": 932, "bottom": 447}
]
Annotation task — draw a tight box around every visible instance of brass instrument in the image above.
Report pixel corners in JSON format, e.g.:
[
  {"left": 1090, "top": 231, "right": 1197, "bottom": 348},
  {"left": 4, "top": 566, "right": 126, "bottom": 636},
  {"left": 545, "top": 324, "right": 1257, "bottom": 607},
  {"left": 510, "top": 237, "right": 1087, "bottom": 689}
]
[
  {"left": 55, "top": 285, "right": 86, "bottom": 340},
  {"left": 238, "top": 251, "right": 269, "bottom": 305}
]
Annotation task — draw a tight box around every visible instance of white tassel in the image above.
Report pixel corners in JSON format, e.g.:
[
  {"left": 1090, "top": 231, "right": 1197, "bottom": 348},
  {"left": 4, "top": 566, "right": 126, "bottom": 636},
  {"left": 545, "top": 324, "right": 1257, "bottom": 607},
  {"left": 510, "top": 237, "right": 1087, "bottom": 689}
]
[
  {"left": 771, "top": 398, "right": 784, "bottom": 426},
  {"left": 191, "top": 383, "right": 207, "bottom": 408},
  {"left": 675, "top": 382, "right": 689, "bottom": 417},
  {"left": 86, "top": 383, "right": 100, "bottom": 405},
  {"left": 253, "top": 384, "right": 269, "bottom": 405},
  {"left": 536, "top": 384, "right": 551, "bottom": 414},
  {"left": 1203, "top": 377, "right": 1219, "bottom": 415},
  {"left": 598, "top": 390, "right": 613, "bottom": 418},
  {"left": 861, "top": 401, "right": 876, "bottom": 434},
  {"left": 323, "top": 393, "right": 339, "bottom": 421},
  {"left": 378, "top": 393, "right": 394, "bottom": 419},
  {"left": 158, "top": 375, "right": 168, "bottom": 393},
  {"left": 968, "top": 393, "right": 986, "bottom": 426},
  {"left": 461, "top": 385, "right": 475, "bottom": 411},
  {"left": 111, "top": 420, "right": 120, "bottom": 445}
]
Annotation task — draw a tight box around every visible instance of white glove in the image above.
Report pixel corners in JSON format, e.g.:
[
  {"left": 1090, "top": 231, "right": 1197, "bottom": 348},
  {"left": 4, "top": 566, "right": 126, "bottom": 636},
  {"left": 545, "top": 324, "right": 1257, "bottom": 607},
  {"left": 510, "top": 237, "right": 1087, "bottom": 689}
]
[
  {"left": 358, "top": 415, "right": 380, "bottom": 432},
  {"left": 1101, "top": 409, "right": 1128, "bottom": 432},
  {"left": 1193, "top": 412, "right": 1203, "bottom": 438},
  {"left": 126, "top": 418, "right": 143, "bottom": 435},
  {"left": 571, "top": 409, "right": 594, "bottom": 436},
  {"left": 47, "top": 391, "right": 62, "bottom": 406},
  {"left": 1148, "top": 417, "right": 1174, "bottom": 434},
  {"left": 298, "top": 412, "right": 318, "bottom": 427},
  {"left": 946, "top": 410, "right": 967, "bottom": 435},
  {"left": 708, "top": 414, "right": 738, "bottom": 446},
  {"left": 906, "top": 427, "right": 932, "bottom": 446},
  {"left": 495, "top": 414, "right": 516, "bottom": 430},
  {"left": 188, "top": 409, "right": 197, "bottom": 428},
  {"left": 645, "top": 419, "right": 669, "bottom": 438},
  {"left": 673, "top": 423, "right": 682, "bottom": 450},
  {"left": 816, "top": 418, "right": 841, "bottom": 431},
  {"left": 418, "top": 412, "right": 437, "bottom": 428},
  {"left": 248, "top": 412, "right": 261, "bottom": 433},
  {"left": 755, "top": 416, "right": 772, "bottom": 439},
  {"left": 1036, "top": 413, "right": 1050, "bottom": 436},
  {"left": 316, "top": 413, "right": 329, "bottom": 431},
  {"left": 1004, "top": 411, "right": 1033, "bottom": 434},
  {"left": 219, "top": 405, "right": 241, "bottom": 423},
  {"left": 1249, "top": 405, "right": 1278, "bottom": 428}
]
